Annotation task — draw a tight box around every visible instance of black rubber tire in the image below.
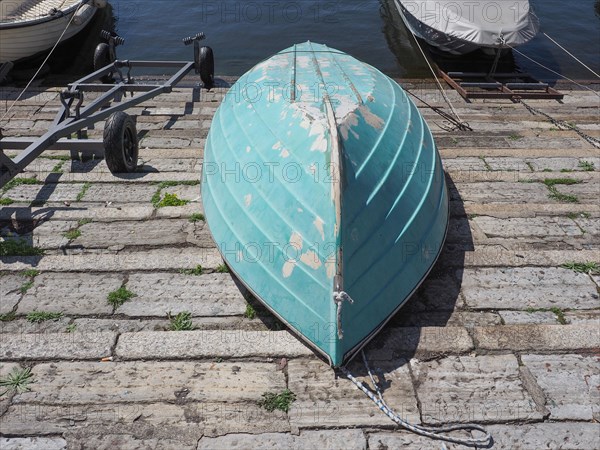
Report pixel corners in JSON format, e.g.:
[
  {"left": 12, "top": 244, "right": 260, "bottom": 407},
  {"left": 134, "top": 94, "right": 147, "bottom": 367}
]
[
  {"left": 93, "top": 43, "right": 114, "bottom": 83},
  {"left": 103, "top": 112, "right": 139, "bottom": 174},
  {"left": 198, "top": 46, "right": 214, "bottom": 87}
]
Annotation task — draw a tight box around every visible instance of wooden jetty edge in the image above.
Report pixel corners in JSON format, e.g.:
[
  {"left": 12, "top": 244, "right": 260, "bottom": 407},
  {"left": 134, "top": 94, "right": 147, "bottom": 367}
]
[{"left": 0, "top": 78, "right": 599, "bottom": 449}]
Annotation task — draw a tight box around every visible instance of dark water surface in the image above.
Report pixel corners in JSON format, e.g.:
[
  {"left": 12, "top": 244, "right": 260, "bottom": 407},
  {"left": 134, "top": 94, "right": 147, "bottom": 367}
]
[
  {"left": 12, "top": 0, "right": 600, "bottom": 81},
  {"left": 107, "top": 0, "right": 600, "bottom": 80}
]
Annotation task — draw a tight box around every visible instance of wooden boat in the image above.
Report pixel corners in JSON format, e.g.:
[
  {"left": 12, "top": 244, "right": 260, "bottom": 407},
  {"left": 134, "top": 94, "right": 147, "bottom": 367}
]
[
  {"left": 0, "top": 0, "right": 105, "bottom": 64},
  {"left": 393, "top": 0, "right": 540, "bottom": 55},
  {"left": 202, "top": 42, "right": 449, "bottom": 366}
]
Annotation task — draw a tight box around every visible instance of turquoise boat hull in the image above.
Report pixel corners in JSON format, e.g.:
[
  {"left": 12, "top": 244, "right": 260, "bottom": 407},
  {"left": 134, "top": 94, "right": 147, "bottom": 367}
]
[{"left": 202, "top": 42, "right": 448, "bottom": 367}]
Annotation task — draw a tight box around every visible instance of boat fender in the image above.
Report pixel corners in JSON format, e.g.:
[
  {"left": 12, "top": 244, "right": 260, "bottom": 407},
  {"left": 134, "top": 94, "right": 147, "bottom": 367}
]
[
  {"left": 73, "top": 4, "right": 96, "bottom": 25},
  {"left": 92, "top": 0, "right": 108, "bottom": 8}
]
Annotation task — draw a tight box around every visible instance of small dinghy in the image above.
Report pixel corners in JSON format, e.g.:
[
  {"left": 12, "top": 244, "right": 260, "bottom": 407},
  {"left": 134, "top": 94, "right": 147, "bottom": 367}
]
[
  {"left": 0, "top": 0, "right": 105, "bottom": 64},
  {"left": 202, "top": 42, "right": 448, "bottom": 366},
  {"left": 393, "top": 0, "right": 540, "bottom": 55}
]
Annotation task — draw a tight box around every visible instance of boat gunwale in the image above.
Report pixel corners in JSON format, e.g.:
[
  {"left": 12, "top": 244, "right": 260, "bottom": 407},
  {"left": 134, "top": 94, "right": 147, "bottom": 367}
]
[{"left": 0, "top": 3, "right": 80, "bottom": 30}]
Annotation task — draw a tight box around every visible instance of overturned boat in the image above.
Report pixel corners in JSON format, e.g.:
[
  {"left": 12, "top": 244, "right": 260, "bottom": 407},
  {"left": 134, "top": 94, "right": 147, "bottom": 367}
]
[
  {"left": 0, "top": 0, "right": 105, "bottom": 64},
  {"left": 202, "top": 42, "right": 448, "bottom": 366},
  {"left": 394, "top": 0, "right": 540, "bottom": 55}
]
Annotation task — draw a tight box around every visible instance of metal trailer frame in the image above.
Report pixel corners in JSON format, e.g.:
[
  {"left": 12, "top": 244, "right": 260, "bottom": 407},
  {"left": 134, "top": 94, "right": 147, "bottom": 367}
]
[
  {"left": 0, "top": 32, "right": 211, "bottom": 189},
  {"left": 439, "top": 70, "right": 564, "bottom": 101}
]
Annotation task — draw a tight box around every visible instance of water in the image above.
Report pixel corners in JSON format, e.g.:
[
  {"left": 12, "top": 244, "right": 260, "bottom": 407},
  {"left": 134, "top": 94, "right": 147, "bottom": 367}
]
[
  {"left": 14, "top": 0, "right": 600, "bottom": 81},
  {"left": 106, "top": 0, "right": 600, "bottom": 80}
]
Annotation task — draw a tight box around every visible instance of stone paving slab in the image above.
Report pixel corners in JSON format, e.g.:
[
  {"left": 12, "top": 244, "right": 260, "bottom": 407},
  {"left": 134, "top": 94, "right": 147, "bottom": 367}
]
[
  {"left": 473, "top": 216, "right": 582, "bottom": 238},
  {"left": 574, "top": 217, "right": 600, "bottom": 236},
  {"left": 288, "top": 359, "right": 419, "bottom": 428},
  {"left": 72, "top": 318, "right": 169, "bottom": 333},
  {"left": 66, "top": 435, "right": 192, "bottom": 450},
  {"left": 459, "top": 267, "right": 599, "bottom": 310},
  {"left": 484, "top": 157, "right": 531, "bottom": 172},
  {"left": 411, "top": 355, "right": 544, "bottom": 424},
  {"left": 3, "top": 401, "right": 289, "bottom": 439},
  {"left": 81, "top": 184, "right": 158, "bottom": 203},
  {"left": 391, "top": 310, "right": 502, "bottom": 327},
  {"left": 155, "top": 202, "right": 205, "bottom": 218},
  {"left": 522, "top": 354, "right": 600, "bottom": 421},
  {"left": 74, "top": 220, "right": 194, "bottom": 249},
  {"left": 1, "top": 220, "right": 74, "bottom": 250},
  {"left": 499, "top": 310, "right": 558, "bottom": 325},
  {"left": 13, "top": 361, "right": 284, "bottom": 405},
  {"left": 0, "top": 205, "right": 155, "bottom": 222},
  {"left": 559, "top": 182, "right": 600, "bottom": 202},
  {"left": 367, "top": 431, "right": 476, "bottom": 449},
  {"left": 528, "top": 157, "right": 600, "bottom": 172},
  {"left": 366, "top": 327, "right": 473, "bottom": 360},
  {"left": 440, "top": 147, "right": 600, "bottom": 159},
  {"left": 0, "top": 438, "right": 67, "bottom": 450},
  {"left": 453, "top": 182, "right": 552, "bottom": 203},
  {"left": 0, "top": 274, "right": 25, "bottom": 314},
  {"left": 118, "top": 273, "right": 246, "bottom": 317},
  {"left": 115, "top": 330, "right": 313, "bottom": 360},
  {"left": 0, "top": 332, "right": 116, "bottom": 360},
  {"left": 474, "top": 323, "right": 600, "bottom": 352},
  {"left": 197, "top": 429, "right": 367, "bottom": 450},
  {"left": 18, "top": 273, "right": 123, "bottom": 315},
  {"left": 2, "top": 183, "right": 85, "bottom": 204},
  {"left": 403, "top": 273, "right": 465, "bottom": 312},
  {"left": 564, "top": 310, "right": 600, "bottom": 325},
  {"left": 482, "top": 423, "right": 600, "bottom": 450},
  {"left": 443, "top": 247, "right": 599, "bottom": 268},
  {"left": 0, "top": 362, "right": 21, "bottom": 416},
  {"left": 462, "top": 202, "right": 600, "bottom": 218},
  {"left": 0, "top": 318, "right": 70, "bottom": 334},
  {"left": 0, "top": 247, "right": 223, "bottom": 272}
]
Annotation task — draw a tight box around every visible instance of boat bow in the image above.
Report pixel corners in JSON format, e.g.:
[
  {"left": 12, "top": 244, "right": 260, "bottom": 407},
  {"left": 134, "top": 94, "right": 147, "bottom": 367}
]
[{"left": 203, "top": 42, "right": 448, "bottom": 366}]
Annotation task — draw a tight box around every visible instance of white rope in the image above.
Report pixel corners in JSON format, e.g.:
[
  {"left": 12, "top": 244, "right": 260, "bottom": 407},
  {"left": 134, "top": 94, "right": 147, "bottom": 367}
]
[
  {"left": 0, "top": 1, "right": 87, "bottom": 125},
  {"left": 406, "top": 26, "right": 468, "bottom": 128},
  {"left": 341, "top": 351, "right": 492, "bottom": 448},
  {"left": 510, "top": 46, "right": 600, "bottom": 98},
  {"left": 333, "top": 291, "right": 354, "bottom": 339},
  {"left": 543, "top": 32, "right": 600, "bottom": 79}
]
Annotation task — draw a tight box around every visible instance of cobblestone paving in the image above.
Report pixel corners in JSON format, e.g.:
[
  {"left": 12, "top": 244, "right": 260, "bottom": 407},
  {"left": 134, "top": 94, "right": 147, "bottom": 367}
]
[{"left": 1, "top": 82, "right": 599, "bottom": 449}]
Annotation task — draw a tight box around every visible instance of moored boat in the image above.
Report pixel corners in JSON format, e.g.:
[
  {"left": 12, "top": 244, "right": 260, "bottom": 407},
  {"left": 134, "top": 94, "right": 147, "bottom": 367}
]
[
  {"left": 202, "top": 42, "right": 448, "bottom": 366},
  {"left": 393, "top": 0, "right": 540, "bottom": 55},
  {"left": 0, "top": 0, "right": 105, "bottom": 64}
]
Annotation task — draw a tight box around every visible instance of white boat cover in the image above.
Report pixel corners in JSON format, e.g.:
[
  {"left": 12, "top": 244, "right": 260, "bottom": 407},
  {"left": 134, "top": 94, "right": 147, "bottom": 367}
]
[{"left": 399, "top": 0, "right": 539, "bottom": 47}]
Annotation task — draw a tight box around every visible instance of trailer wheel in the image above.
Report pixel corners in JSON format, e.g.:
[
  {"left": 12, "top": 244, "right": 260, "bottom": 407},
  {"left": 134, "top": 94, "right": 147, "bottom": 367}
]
[
  {"left": 198, "top": 46, "right": 214, "bottom": 88},
  {"left": 94, "top": 43, "right": 114, "bottom": 83},
  {"left": 103, "top": 112, "right": 139, "bottom": 174}
]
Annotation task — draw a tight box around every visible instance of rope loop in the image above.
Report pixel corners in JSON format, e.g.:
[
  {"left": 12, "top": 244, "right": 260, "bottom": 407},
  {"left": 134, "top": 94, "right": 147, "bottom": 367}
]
[{"left": 341, "top": 351, "right": 493, "bottom": 448}]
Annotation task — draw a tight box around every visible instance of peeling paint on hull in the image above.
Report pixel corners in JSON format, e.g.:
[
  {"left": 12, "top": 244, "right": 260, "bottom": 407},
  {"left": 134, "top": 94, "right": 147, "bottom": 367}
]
[{"left": 202, "top": 42, "right": 448, "bottom": 366}]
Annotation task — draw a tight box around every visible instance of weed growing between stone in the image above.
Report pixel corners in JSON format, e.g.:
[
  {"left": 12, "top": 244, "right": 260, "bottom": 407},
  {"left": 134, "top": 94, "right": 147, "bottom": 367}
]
[
  {"left": 180, "top": 265, "right": 203, "bottom": 275},
  {"left": 0, "top": 367, "right": 35, "bottom": 396},
  {"left": 26, "top": 311, "right": 63, "bottom": 323},
  {"left": 0, "top": 239, "right": 44, "bottom": 257},
  {"left": 168, "top": 312, "right": 194, "bottom": 331},
  {"left": 561, "top": 262, "right": 600, "bottom": 275},
  {"left": 258, "top": 389, "right": 296, "bottom": 413},
  {"left": 107, "top": 286, "right": 136, "bottom": 308}
]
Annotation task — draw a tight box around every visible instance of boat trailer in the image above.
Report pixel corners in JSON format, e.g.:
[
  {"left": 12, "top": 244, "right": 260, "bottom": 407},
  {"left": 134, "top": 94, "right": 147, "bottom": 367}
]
[
  {"left": 439, "top": 70, "right": 564, "bottom": 101},
  {"left": 0, "top": 31, "right": 214, "bottom": 189}
]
